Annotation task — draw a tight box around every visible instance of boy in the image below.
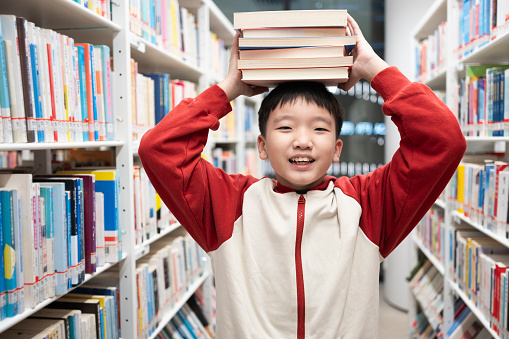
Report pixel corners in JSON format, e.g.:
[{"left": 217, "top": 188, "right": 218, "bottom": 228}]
[{"left": 139, "top": 15, "right": 466, "bottom": 339}]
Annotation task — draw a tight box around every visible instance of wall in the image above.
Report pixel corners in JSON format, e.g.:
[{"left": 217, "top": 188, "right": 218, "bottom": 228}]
[{"left": 383, "top": 0, "right": 436, "bottom": 311}]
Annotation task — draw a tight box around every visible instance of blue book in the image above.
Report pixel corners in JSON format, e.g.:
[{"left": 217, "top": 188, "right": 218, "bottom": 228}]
[
  {"left": 1, "top": 189, "right": 17, "bottom": 316},
  {"left": 75, "top": 178, "right": 85, "bottom": 284},
  {"left": 99, "top": 306, "right": 105, "bottom": 339},
  {"left": 0, "top": 195, "right": 5, "bottom": 320},
  {"left": 446, "top": 305, "right": 471, "bottom": 335},
  {"left": 89, "top": 45, "right": 99, "bottom": 141},
  {"left": 177, "top": 310, "right": 198, "bottom": 339},
  {"left": 65, "top": 191, "right": 72, "bottom": 289},
  {"left": 149, "top": 0, "right": 157, "bottom": 44},
  {"left": 40, "top": 183, "right": 67, "bottom": 295},
  {"left": 77, "top": 46, "right": 89, "bottom": 142},
  {"left": 29, "top": 41, "right": 44, "bottom": 142}
]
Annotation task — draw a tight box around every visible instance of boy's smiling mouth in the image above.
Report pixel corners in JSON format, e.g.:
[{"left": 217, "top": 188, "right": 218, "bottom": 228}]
[{"left": 289, "top": 157, "right": 315, "bottom": 165}]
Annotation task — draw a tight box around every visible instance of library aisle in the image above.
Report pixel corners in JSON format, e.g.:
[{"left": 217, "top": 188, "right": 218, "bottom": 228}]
[{"left": 379, "top": 283, "right": 410, "bottom": 338}]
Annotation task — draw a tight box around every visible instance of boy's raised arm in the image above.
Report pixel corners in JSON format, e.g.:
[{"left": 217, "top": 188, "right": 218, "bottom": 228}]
[{"left": 336, "top": 15, "right": 466, "bottom": 259}]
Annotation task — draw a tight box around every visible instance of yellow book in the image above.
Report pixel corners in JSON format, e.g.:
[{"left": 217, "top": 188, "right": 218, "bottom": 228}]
[
  {"left": 67, "top": 294, "right": 111, "bottom": 339},
  {"left": 457, "top": 164, "right": 465, "bottom": 213}
]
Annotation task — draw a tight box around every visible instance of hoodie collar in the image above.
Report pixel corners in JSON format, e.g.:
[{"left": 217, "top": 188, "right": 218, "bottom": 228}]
[{"left": 273, "top": 175, "right": 336, "bottom": 194}]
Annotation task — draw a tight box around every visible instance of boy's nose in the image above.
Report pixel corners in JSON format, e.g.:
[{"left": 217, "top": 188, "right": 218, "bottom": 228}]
[{"left": 293, "top": 132, "right": 313, "bottom": 149}]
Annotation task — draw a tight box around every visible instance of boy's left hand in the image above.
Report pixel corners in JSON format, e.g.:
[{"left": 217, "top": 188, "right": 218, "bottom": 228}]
[
  {"left": 338, "top": 14, "right": 389, "bottom": 91},
  {"left": 218, "top": 32, "right": 269, "bottom": 101}
]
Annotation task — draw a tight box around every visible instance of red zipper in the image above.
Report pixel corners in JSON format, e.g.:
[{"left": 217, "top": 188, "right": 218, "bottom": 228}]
[{"left": 296, "top": 195, "right": 306, "bottom": 339}]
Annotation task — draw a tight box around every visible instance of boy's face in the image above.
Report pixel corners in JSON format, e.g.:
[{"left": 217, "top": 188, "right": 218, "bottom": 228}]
[{"left": 257, "top": 99, "right": 343, "bottom": 192}]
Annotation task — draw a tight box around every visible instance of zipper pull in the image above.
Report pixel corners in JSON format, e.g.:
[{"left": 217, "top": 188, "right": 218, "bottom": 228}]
[{"left": 298, "top": 194, "right": 306, "bottom": 204}]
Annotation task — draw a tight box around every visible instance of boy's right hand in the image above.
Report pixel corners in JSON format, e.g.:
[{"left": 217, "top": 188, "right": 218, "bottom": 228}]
[{"left": 218, "top": 32, "right": 269, "bottom": 101}]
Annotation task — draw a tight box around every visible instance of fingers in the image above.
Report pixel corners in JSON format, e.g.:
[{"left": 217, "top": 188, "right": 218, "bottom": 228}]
[
  {"left": 346, "top": 14, "right": 363, "bottom": 37},
  {"left": 337, "top": 73, "right": 359, "bottom": 92}
]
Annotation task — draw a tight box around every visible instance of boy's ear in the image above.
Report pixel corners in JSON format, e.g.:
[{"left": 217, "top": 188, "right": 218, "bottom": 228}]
[
  {"left": 333, "top": 139, "right": 343, "bottom": 163},
  {"left": 257, "top": 135, "right": 268, "bottom": 160}
]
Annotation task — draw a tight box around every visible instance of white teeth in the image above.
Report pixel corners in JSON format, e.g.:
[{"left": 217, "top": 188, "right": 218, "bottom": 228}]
[{"left": 290, "top": 157, "right": 314, "bottom": 164}]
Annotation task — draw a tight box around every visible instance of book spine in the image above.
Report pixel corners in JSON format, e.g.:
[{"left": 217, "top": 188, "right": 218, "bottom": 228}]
[
  {"left": 0, "top": 22, "right": 13, "bottom": 143},
  {"left": 65, "top": 191, "right": 71, "bottom": 289},
  {"left": 16, "top": 18, "right": 37, "bottom": 142},
  {"left": 12, "top": 189, "right": 24, "bottom": 314},
  {"left": 28, "top": 24, "right": 44, "bottom": 142},
  {"left": 93, "top": 47, "right": 106, "bottom": 141}
]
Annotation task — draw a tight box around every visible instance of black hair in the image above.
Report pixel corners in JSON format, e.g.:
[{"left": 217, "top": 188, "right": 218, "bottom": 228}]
[{"left": 258, "top": 81, "right": 345, "bottom": 138}]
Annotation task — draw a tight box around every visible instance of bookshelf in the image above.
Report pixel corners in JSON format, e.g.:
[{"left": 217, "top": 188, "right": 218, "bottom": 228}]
[
  {"left": 410, "top": 0, "right": 509, "bottom": 338},
  {"left": 0, "top": 0, "right": 254, "bottom": 337}
]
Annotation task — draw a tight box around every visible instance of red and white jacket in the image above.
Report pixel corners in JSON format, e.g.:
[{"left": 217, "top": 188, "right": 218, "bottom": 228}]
[{"left": 139, "top": 67, "right": 466, "bottom": 338}]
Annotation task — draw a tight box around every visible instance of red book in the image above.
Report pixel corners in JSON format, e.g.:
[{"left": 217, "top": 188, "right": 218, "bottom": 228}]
[{"left": 75, "top": 43, "right": 95, "bottom": 141}]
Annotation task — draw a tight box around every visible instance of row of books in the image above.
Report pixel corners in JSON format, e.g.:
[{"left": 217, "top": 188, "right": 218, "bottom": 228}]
[
  {"left": 451, "top": 228, "right": 509, "bottom": 337},
  {"left": 450, "top": 161, "right": 509, "bottom": 238},
  {"left": 211, "top": 148, "right": 236, "bottom": 175},
  {"left": 414, "top": 21, "right": 447, "bottom": 83},
  {"left": 135, "top": 232, "right": 206, "bottom": 338},
  {"left": 233, "top": 10, "right": 354, "bottom": 87},
  {"left": 0, "top": 15, "right": 116, "bottom": 144},
  {"left": 129, "top": 0, "right": 198, "bottom": 66},
  {"left": 211, "top": 100, "right": 235, "bottom": 141},
  {"left": 2, "top": 283, "right": 120, "bottom": 339},
  {"left": 73, "top": 0, "right": 112, "bottom": 21},
  {"left": 411, "top": 310, "right": 436, "bottom": 339},
  {"left": 130, "top": 61, "right": 197, "bottom": 141},
  {"left": 153, "top": 292, "right": 214, "bottom": 339},
  {"left": 416, "top": 209, "right": 446, "bottom": 264},
  {"left": 133, "top": 166, "right": 177, "bottom": 246},
  {"left": 0, "top": 169, "right": 122, "bottom": 320},
  {"left": 454, "top": 64, "right": 509, "bottom": 137},
  {"left": 408, "top": 260, "right": 443, "bottom": 336},
  {"left": 457, "top": 0, "right": 509, "bottom": 60},
  {"left": 210, "top": 33, "right": 229, "bottom": 82}
]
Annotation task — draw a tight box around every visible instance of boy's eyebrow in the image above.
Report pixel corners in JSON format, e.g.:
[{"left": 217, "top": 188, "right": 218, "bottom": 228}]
[{"left": 273, "top": 114, "right": 333, "bottom": 125}]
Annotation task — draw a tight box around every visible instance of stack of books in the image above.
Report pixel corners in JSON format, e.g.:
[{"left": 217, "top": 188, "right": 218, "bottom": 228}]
[{"left": 234, "top": 9, "right": 355, "bottom": 87}]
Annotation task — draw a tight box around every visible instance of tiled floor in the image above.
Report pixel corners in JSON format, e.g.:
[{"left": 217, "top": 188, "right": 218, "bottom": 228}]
[{"left": 378, "top": 284, "right": 410, "bottom": 339}]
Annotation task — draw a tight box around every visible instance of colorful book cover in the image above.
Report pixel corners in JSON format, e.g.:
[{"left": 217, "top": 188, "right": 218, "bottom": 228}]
[
  {"left": 43, "top": 29, "right": 58, "bottom": 142},
  {"left": 0, "top": 195, "right": 5, "bottom": 320},
  {"left": 57, "top": 169, "right": 120, "bottom": 262},
  {"left": 40, "top": 185, "right": 56, "bottom": 299},
  {"left": 1, "top": 188, "right": 17, "bottom": 316},
  {"left": 34, "top": 177, "right": 80, "bottom": 286}
]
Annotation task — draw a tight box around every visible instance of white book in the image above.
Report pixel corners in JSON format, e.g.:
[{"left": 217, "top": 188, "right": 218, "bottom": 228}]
[
  {"left": 0, "top": 37, "right": 13, "bottom": 143},
  {"left": 3, "top": 40, "right": 23, "bottom": 144},
  {"left": 0, "top": 15, "right": 27, "bottom": 143},
  {"left": 96, "top": 191, "right": 105, "bottom": 267},
  {"left": 36, "top": 26, "right": 54, "bottom": 143}
]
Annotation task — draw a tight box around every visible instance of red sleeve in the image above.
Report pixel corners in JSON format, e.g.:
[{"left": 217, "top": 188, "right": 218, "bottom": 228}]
[
  {"left": 138, "top": 85, "right": 258, "bottom": 252},
  {"left": 336, "top": 67, "right": 466, "bottom": 258}
]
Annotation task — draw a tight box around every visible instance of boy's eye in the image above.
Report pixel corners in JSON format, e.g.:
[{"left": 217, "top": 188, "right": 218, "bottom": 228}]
[
  {"left": 277, "top": 126, "right": 292, "bottom": 130},
  {"left": 315, "top": 128, "right": 329, "bottom": 132}
]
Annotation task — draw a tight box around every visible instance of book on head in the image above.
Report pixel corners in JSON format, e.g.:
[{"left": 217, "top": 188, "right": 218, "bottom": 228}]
[
  {"left": 234, "top": 9, "right": 347, "bottom": 29},
  {"left": 241, "top": 67, "right": 349, "bottom": 87}
]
